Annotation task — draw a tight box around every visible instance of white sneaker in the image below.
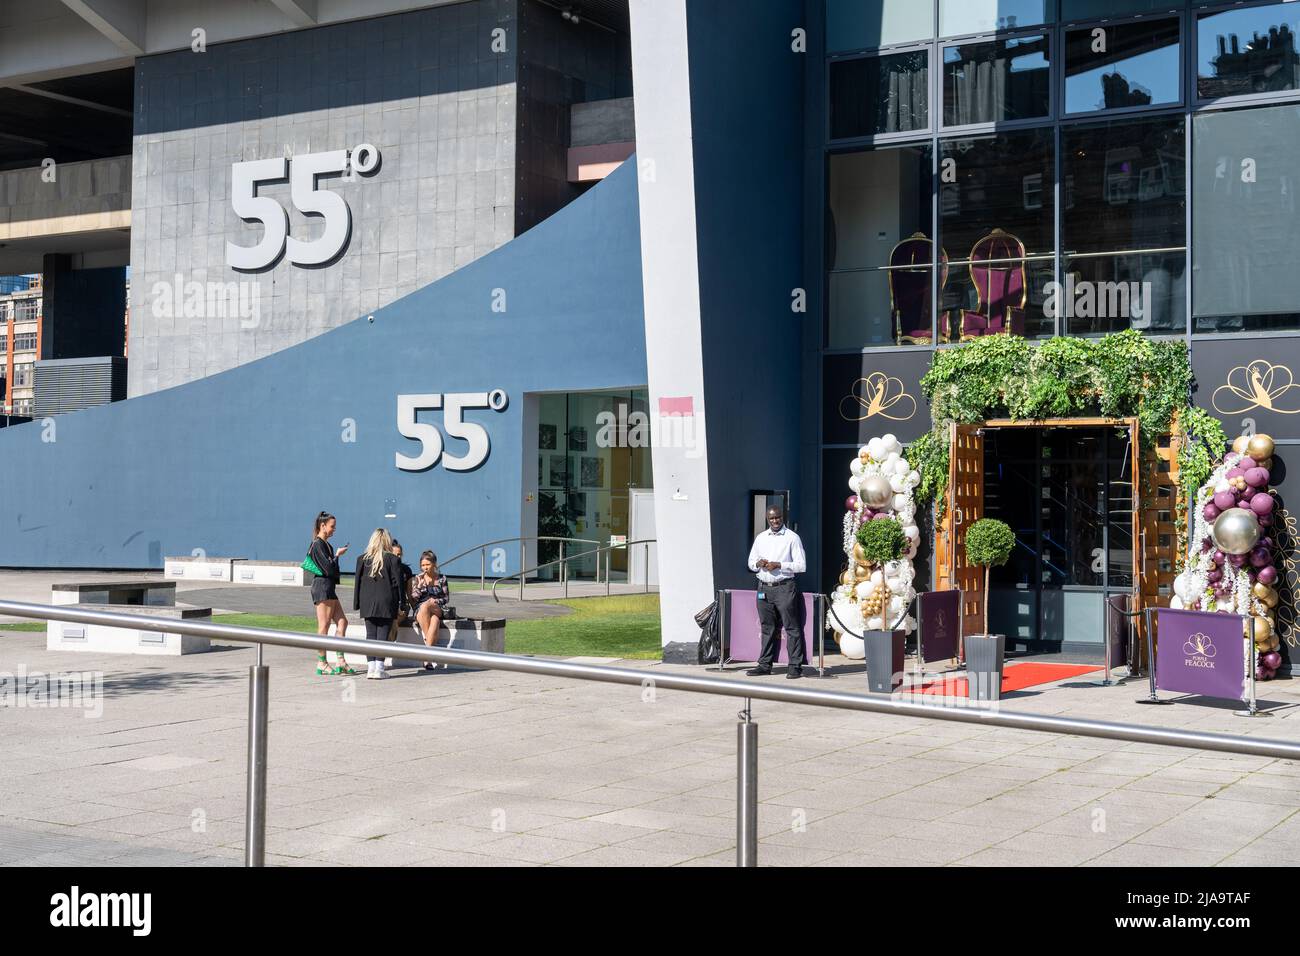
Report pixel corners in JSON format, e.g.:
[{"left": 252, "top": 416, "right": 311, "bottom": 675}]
[
  {"left": 373, "top": 662, "right": 387, "bottom": 680},
  {"left": 365, "top": 661, "right": 378, "bottom": 679}
]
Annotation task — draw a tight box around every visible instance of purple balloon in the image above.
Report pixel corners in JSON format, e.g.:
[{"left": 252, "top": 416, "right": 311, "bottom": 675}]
[
  {"left": 1240, "top": 487, "right": 1257, "bottom": 502},
  {"left": 1257, "top": 665, "right": 1273, "bottom": 682},
  {"left": 1207, "top": 569, "right": 1223, "bottom": 584},
  {"left": 1259, "top": 565, "right": 1278, "bottom": 585},
  {"left": 1263, "top": 651, "right": 1283, "bottom": 670},
  {"left": 1260, "top": 514, "right": 1274, "bottom": 528},
  {"left": 1251, "top": 547, "right": 1272, "bottom": 568},
  {"left": 1251, "top": 493, "right": 1275, "bottom": 516},
  {"left": 1246, "top": 467, "right": 1270, "bottom": 488},
  {"left": 1212, "top": 550, "right": 1225, "bottom": 566},
  {"left": 845, "top": 495, "right": 859, "bottom": 512},
  {"left": 1228, "top": 553, "right": 1247, "bottom": 568},
  {"left": 1259, "top": 536, "right": 1273, "bottom": 550},
  {"left": 1201, "top": 537, "right": 1214, "bottom": 552},
  {"left": 1226, "top": 467, "right": 1245, "bottom": 480},
  {"left": 1203, "top": 503, "right": 1222, "bottom": 521},
  {"left": 1213, "top": 491, "right": 1237, "bottom": 511},
  {"left": 872, "top": 512, "right": 892, "bottom": 520}
]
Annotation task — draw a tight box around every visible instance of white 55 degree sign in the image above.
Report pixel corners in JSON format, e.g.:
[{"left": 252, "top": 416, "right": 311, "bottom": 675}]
[
  {"left": 226, "top": 144, "right": 380, "bottom": 271},
  {"left": 396, "top": 390, "right": 509, "bottom": 472}
]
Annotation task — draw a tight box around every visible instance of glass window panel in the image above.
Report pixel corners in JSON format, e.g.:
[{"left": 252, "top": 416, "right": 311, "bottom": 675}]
[
  {"left": 1063, "top": 0, "right": 1184, "bottom": 22},
  {"left": 827, "top": 145, "right": 934, "bottom": 347},
  {"left": 830, "top": 51, "right": 929, "bottom": 139},
  {"left": 1197, "top": 2, "right": 1300, "bottom": 100},
  {"left": 1192, "top": 103, "right": 1300, "bottom": 333},
  {"left": 1065, "top": 18, "right": 1180, "bottom": 113},
  {"left": 943, "top": 35, "right": 1051, "bottom": 126},
  {"left": 940, "top": 0, "right": 1051, "bottom": 37},
  {"left": 939, "top": 128, "right": 1055, "bottom": 339},
  {"left": 827, "top": 0, "right": 934, "bottom": 52},
  {"left": 1061, "top": 116, "right": 1186, "bottom": 334},
  {"left": 1107, "top": 428, "right": 1134, "bottom": 590}
]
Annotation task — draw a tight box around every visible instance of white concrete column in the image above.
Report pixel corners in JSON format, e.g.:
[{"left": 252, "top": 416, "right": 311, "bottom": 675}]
[{"left": 628, "top": 0, "right": 715, "bottom": 649}]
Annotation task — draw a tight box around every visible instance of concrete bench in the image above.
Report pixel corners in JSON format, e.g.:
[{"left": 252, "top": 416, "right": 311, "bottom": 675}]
[
  {"left": 52, "top": 580, "right": 176, "bottom": 607},
  {"left": 164, "top": 556, "right": 245, "bottom": 582},
  {"left": 46, "top": 604, "right": 214, "bottom": 655},
  {"left": 325, "top": 618, "right": 505, "bottom": 669},
  {"left": 231, "top": 560, "right": 308, "bottom": 587}
]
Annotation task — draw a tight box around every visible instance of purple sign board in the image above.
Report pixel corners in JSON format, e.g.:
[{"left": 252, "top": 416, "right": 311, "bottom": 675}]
[
  {"left": 919, "top": 590, "right": 961, "bottom": 663},
  {"left": 1155, "top": 608, "right": 1247, "bottom": 701},
  {"left": 727, "top": 590, "right": 814, "bottom": 665}
]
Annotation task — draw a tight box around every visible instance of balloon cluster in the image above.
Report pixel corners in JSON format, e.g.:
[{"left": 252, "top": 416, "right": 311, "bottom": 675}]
[
  {"left": 1173, "top": 433, "right": 1284, "bottom": 680},
  {"left": 830, "top": 434, "right": 922, "bottom": 660}
]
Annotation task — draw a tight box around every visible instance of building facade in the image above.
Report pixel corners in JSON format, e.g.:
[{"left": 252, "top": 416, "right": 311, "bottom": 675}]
[{"left": 0, "top": 0, "right": 1297, "bottom": 663}]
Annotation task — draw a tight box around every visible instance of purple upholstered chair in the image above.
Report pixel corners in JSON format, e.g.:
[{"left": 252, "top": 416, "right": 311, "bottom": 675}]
[
  {"left": 959, "top": 228, "right": 1027, "bottom": 341},
  {"left": 889, "top": 232, "right": 948, "bottom": 346}
]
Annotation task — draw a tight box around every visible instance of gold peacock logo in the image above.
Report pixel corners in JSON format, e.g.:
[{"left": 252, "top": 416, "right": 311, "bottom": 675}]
[
  {"left": 840, "top": 372, "right": 917, "bottom": 423},
  {"left": 1212, "top": 360, "right": 1300, "bottom": 416},
  {"left": 1183, "top": 632, "right": 1217, "bottom": 659}
]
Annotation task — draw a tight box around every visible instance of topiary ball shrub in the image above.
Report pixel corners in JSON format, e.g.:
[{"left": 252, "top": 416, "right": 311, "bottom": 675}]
[
  {"left": 856, "top": 516, "right": 907, "bottom": 567},
  {"left": 965, "top": 518, "right": 1015, "bottom": 568}
]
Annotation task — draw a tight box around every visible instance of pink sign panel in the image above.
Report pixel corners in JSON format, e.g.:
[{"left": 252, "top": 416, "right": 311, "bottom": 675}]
[
  {"left": 727, "top": 589, "right": 814, "bottom": 665},
  {"left": 1155, "top": 607, "right": 1247, "bottom": 701}
]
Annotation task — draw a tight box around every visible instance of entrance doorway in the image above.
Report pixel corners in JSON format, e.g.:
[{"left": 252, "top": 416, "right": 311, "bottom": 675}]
[
  {"left": 936, "top": 418, "right": 1142, "bottom": 661},
  {"left": 983, "top": 426, "right": 1134, "bottom": 658}
]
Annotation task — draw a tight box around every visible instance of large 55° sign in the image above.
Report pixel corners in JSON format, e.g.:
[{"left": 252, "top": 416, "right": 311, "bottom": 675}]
[
  {"left": 395, "top": 390, "right": 509, "bottom": 472},
  {"left": 226, "top": 144, "right": 380, "bottom": 271}
]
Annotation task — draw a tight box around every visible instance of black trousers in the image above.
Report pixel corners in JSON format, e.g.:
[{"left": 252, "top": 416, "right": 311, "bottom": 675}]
[
  {"left": 364, "top": 616, "right": 393, "bottom": 663},
  {"left": 756, "top": 580, "right": 805, "bottom": 669}
]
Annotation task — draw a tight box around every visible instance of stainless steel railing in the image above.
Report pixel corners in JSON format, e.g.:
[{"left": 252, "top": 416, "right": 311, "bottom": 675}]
[
  {"left": 4, "top": 598, "right": 1300, "bottom": 868},
  {"left": 438, "top": 536, "right": 602, "bottom": 593},
  {"left": 490, "top": 537, "right": 657, "bottom": 602}
]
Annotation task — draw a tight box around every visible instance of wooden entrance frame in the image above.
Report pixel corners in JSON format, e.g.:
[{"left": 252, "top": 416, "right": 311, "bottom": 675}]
[{"left": 932, "top": 416, "right": 1179, "bottom": 670}]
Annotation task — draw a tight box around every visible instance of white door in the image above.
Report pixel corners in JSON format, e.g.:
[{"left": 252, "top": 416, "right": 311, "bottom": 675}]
[{"left": 628, "top": 489, "right": 658, "bottom": 587}]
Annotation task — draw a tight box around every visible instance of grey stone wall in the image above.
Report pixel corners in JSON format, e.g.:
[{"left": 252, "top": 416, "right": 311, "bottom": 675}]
[{"left": 128, "top": 0, "right": 519, "bottom": 397}]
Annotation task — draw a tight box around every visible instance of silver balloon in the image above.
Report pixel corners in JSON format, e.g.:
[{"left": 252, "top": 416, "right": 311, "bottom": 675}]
[
  {"left": 859, "top": 475, "right": 894, "bottom": 509},
  {"left": 1212, "top": 507, "right": 1261, "bottom": 556}
]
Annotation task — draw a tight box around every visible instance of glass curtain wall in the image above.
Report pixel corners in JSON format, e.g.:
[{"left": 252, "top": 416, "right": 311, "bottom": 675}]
[{"left": 825, "top": 0, "right": 1300, "bottom": 349}]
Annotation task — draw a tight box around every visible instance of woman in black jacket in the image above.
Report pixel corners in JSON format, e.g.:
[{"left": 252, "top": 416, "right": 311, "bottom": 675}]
[
  {"left": 309, "top": 511, "right": 353, "bottom": 675},
  {"left": 353, "top": 528, "right": 403, "bottom": 680}
]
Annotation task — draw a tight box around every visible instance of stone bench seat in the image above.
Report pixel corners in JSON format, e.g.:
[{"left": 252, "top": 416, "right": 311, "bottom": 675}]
[
  {"left": 231, "top": 559, "right": 308, "bottom": 587},
  {"left": 325, "top": 618, "right": 505, "bottom": 669},
  {"left": 52, "top": 580, "right": 176, "bottom": 607},
  {"left": 47, "top": 603, "right": 214, "bottom": 655}
]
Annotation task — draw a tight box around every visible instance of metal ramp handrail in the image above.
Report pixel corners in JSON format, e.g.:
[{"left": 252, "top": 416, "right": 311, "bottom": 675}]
[
  {"left": 490, "top": 538, "right": 657, "bottom": 602},
  {"left": 436, "top": 536, "right": 602, "bottom": 591}
]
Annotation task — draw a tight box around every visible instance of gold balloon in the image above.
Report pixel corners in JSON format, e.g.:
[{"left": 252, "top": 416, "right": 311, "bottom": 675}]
[
  {"left": 839, "top": 570, "right": 855, "bottom": 587},
  {"left": 852, "top": 543, "right": 867, "bottom": 564},
  {"left": 1233, "top": 435, "right": 1250, "bottom": 455},
  {"left": 1265, "top": 636, "right": 1281, "bottom": 653},
  {"left": 1247, "top": 434, "right": 1275, "bottom": 461},
  {"left": 1253, "top": 583, "right": 1280, "bottom": 608},
  {"left": 1247, "top": 616, "right": 1272, "bottom": 644},
  {"left": 1261, "top": 457, "right": 1275, "bottom": 471},
  {"left": 854, "top": 564, "right": 870, "bottom": 581}
]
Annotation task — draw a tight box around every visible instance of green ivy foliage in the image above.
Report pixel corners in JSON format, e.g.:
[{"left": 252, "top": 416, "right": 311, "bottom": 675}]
[
  {"left": 910, "top": 330, "right": 1203, "bottom": 519},
  {"left": 1173, "top": 406, "right": 1229, "bottom": 569},
  {"left": 965, "top": 518, "right": 1016, "bottom": 568},
  {"left": 855, "top": 516, "right": 907, "bottom": 567}
]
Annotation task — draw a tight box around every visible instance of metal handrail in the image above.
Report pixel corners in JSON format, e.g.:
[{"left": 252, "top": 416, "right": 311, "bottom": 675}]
[
  {"left": 437, "top": 536, "right": 601, "bottom": 592},
  {"left": 6, "top": 598, "right": 1300, "bottom": 869},
  {"left": 490, "top": 537, "right": 657, "bottom": 602}
]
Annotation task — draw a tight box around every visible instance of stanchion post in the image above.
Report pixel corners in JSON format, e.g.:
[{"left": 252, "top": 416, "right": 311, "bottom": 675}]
[
  {"left": 1100, "top": 597, "right": 1114, "bottom": 687},
  {"left": 815, "top": 592, "right": 829, "bottom": 678},
  {"left": 1136, "top": 606, "right": 1170, "bottom": 705},
  {"left": 715, "top": 589, "right": 730, "bottom": 672},
  {"left": 244, "top": 652, "right": 269, "bottom": 867},
  {"left": 1237, "top": 616, "right": 1260, "bottom": 718},
  {"left": 736, "top": 700, "right": 757, "bottom": 868}
]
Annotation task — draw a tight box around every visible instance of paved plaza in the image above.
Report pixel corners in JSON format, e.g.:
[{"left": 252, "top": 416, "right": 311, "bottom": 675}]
[{"left": 3, "top": 573, "right": 1300, "bottom": 866}]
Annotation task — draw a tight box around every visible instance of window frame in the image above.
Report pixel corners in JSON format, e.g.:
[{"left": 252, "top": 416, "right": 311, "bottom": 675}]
[
  {"left": 1192, "top": 0, "right": 1300, "bottom": 110},
  {"left": 1060, "top": 11, "right": 1186, "bottom": 118}
]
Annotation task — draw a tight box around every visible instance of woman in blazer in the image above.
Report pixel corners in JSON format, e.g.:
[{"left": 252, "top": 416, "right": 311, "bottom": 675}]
[{"left": 353, "top": 528, "right": 403, "bottom": 680}]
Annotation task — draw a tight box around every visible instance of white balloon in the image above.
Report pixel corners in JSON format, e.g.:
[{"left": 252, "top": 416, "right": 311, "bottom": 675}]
[
  {"left": 869, "top": 570, "right": 883, "bottom": 587},
  {"left": 849, "top": 475, "right": 861, "bottom": 493},
  {"left": 906, "top": 540, "right": 919, "bottom": 559},
  {"left": 866, "top": 616, "right": 885, "bottom": 631},
  {"left": 867, "top": 437, "right": 885, "bottom": 460},
  {"left": 854, "top": 582, "right": 871, "bottom": 599},
  {"left": 903, "top": 525, "right": 919, "bottom": 541},
  {"left": 858, "top": 446, "right": 871, "bottom": 460},
  {"left": 1169, "top": 595, "right": 1184, "bottom": 609},
  {"left": 889, "top": 475, "right": 905, "bottom": 493},
  {"left": 893, "top": 494, "right": 909, "bottom": 511},
  {"left": 850, "top": 458, "right": 864, "bottom": 476},
  {"left": 839, "top": 634, "right": 865, "bottom": 660}
]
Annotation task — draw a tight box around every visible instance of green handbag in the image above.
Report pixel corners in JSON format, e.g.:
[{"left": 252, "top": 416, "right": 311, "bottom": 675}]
[{"left": 301, "top": 553, "right": 325, "bottom": 577}]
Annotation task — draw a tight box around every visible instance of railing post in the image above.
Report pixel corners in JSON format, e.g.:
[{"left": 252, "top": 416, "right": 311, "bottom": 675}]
[
  {"left": 605, "top": 548, "right": 611, "bottom": 597},
  {"left": 480, "top": 548, "right": 486, "bottom": 593},
  {"left": 520, "top": 541, "right": 526, "bottom": 601},
  {"left": 737, "top": 699, "right": 757, "bottom": 867},
  {"left": 561, "top": 540, "right": 567, "bottom": 598},
  {"left": 644, "top": 543, "right": 650, "bottom": 593},
  {"left": 245, "top": 644, "right": 269, "bottom": 868}
]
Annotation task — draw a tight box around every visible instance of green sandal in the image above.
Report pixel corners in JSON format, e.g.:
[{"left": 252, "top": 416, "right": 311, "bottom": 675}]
[
  {"left": 316, "top": 654, "right": 335, "bottom": 676},
  {"left": 334, "top": 656, "right": 357, "bottom": 676}
]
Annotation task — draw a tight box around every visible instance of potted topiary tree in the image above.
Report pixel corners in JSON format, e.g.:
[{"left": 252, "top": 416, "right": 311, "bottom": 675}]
[
  {"left": 964, "top": 517, "right": 1016, "bottom": 701},
  {"left": 854, "top": 517, "right": 908, "bottom": 693}
]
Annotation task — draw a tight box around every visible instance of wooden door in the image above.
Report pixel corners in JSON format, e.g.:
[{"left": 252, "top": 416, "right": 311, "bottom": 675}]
[
  {"left": 935, "top": 424, "right": 986, "bottom": 643},
  {"left": 1134, "top": 421, "right": 1180, "bottom": 673}
]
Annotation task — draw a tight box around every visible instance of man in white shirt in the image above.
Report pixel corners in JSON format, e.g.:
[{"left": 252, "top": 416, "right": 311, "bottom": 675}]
[{"left": 745, "top": 506, "right": 807, "bottom": 679}]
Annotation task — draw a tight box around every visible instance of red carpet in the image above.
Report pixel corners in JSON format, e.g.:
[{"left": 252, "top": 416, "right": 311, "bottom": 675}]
[{"left": 904, "top": 662, "right": 1103, "bottom": 697}]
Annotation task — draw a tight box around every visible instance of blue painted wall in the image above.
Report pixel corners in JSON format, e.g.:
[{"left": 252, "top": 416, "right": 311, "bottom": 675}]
[
  {"left": 684, "top": 0, "right": 809, "bottom": 589},
  {"left": 0, "top": 160, "right": 645, "bottom": 570}
]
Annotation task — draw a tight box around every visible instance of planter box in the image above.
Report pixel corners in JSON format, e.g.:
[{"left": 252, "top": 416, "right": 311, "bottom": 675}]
[
  {"left": 863, "top": 629, "right": 904, "bottom": 694},
  {"left": 966, "top": 634, "right": 1006, "bottom": 701}
]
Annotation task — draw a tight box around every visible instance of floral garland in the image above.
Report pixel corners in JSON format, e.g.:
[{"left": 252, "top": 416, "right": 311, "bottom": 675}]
[{"left": 829, "top": 434, "right": 921, "bottom": 660}]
